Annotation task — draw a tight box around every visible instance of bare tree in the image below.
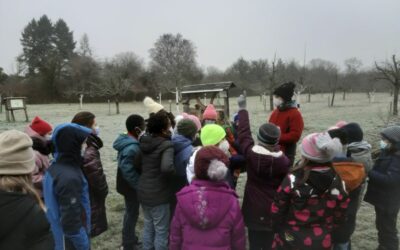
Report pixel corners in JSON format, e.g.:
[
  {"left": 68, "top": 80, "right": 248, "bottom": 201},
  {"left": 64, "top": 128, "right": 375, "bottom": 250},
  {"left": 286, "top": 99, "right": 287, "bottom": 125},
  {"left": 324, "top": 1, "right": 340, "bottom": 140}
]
[
  {"left": 343, "top": 57, "right": 362, "bottom": 100},
  {"left": 375, "top": 55, "right": 400, "bottom": 115},
  {"left": 149, "top": 33, "right": 202, "bottom": 111},
  {"left": 92, "top": 52, "right": 143, "bottom": 114}
]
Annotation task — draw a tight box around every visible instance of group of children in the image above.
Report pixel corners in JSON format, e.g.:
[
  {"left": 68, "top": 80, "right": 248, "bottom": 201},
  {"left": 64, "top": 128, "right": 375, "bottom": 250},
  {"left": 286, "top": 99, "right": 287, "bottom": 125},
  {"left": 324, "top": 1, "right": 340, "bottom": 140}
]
[{"left": 0, "top": 82, "right": 399, "bottom": 250}]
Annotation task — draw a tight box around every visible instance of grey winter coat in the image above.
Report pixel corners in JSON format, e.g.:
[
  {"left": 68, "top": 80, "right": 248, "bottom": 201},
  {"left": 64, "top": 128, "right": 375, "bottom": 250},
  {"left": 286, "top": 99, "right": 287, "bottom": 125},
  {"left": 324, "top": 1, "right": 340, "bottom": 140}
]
[
  {"left": 136, "top": 134, "right": 175, "bottom": 207},
  {"left": 348, "top": 141, "right": 373, "bottom": 173}
]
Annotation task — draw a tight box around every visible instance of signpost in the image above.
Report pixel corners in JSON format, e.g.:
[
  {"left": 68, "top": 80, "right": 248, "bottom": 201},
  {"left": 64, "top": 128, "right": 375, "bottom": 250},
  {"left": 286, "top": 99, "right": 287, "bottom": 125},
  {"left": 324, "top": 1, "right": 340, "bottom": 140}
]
[{"left": 3, "top": 97, "right": 29, "bottom": 122}]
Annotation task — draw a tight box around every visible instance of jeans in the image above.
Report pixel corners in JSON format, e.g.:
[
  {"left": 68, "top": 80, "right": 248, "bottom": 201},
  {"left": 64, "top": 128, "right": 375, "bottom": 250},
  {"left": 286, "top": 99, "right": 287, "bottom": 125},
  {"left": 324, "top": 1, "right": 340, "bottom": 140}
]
[
  {"left": 142, "top": 203, "right": 170, "bottom": 250},
  {"left": 122, "top": 195, "right": 140, "bottom": 249},
  {"left": 375, "top": 206, "right": 399, "bottom": 250},
  {"left": 248, "top": 229, "right": 274, "bottom": 250}
]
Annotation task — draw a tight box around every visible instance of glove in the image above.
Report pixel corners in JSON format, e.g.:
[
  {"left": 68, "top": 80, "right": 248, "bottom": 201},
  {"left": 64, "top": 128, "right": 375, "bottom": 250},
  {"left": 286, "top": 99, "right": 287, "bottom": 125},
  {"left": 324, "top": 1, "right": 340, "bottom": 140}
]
[{"left": 237, "top": 94, "right": 247, "bottom": 110}]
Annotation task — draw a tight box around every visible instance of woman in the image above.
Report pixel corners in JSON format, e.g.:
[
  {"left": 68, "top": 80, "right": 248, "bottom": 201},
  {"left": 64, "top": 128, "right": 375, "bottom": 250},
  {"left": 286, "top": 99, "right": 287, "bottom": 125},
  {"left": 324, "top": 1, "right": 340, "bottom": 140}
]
[
  {"left": 269, "top": 82, "right": 304, "bottom": 165},
  {"left": 271, "top": 132, "right": 349, "bottom": 250},
  {"left": 0, "top": 130, "right": 54, "bottom": 250},
  {"left": 365, "top": 126, "right": 400, "bottom": 250},
  {"left": 72, "top": 111, "right": 109, "bottom": 237}
]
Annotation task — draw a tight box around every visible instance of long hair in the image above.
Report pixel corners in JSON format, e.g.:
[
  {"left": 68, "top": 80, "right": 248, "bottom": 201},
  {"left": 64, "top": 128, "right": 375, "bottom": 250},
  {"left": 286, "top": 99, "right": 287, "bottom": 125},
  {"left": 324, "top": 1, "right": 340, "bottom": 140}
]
[{"left": 0, "top": 174, "right": 45, "bottom": 210}]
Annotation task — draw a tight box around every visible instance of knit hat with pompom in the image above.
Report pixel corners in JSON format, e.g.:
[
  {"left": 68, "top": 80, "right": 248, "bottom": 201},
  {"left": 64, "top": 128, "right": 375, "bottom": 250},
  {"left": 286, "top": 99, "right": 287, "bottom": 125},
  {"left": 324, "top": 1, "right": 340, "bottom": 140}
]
[
  {"left": 301, "top": 132, "right": 342, "bottom": 163},
  {"left": 195, "top": 146, "right": 229, "bottom": 181},
  {"left": 143, "top": 97, "right": 164, "bottom": 115}
]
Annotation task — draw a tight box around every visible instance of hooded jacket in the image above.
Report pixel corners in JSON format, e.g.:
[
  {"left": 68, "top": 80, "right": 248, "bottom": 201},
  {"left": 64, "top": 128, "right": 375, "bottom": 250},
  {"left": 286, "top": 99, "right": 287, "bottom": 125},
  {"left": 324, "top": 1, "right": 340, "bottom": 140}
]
[
  {"left": 238, "top": 109, "right": 290, "bottom": 230},
  {"left": 113, "top": 133, "right": 141, "bottom": 197},
  {"left": 169, "top": 180, "right": 246, "bottom": 250},
  {"left": 365, "top": 150, "right": 400, "bottom": 210},
  {"left": 172, "top": 134, "right": 193, "bottom": 191},
  {"left": 82, "top": 133, "right": 108, "bottom": 237},
  {"left": 136, "top": 134, "right": 175, "bottom": 207},
  {"left": 268, "top": 101, "right": 304, "bottom": 162},
  {"left": 43, "top": 123, "right": 92, "bottom": 250},
  {"left": 25, "top": 125, "right": 52, "bottom": 197},
  {"left": 347, "top": 141, "right": 373, "bottom": 173},
  {"left": 271, "top": 167, "right": 349, "bottom": 250},
  {"left": 0, "top": 191, "right": 54, "bottom": 250}
]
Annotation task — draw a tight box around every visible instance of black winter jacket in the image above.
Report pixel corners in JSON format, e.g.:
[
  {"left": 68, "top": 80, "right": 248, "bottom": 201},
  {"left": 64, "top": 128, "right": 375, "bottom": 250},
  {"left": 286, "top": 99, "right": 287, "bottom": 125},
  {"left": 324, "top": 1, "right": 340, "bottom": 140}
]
[
  {"left": 365, "top": 150, "right": 400, "bottom": 210},
  {"left": 82, "top": 134, "right": 108, "bottom": 237},
  {"left": 136, "top": 134, "right": 175, "bottom": 207},
  {"left": 0, "top": 191, "right": 54, "bottom": 250}
]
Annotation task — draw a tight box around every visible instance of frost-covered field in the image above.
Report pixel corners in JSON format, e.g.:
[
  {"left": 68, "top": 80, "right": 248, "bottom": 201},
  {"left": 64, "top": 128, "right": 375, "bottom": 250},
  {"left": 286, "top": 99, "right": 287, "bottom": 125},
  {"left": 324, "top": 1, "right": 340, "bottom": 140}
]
[{"left": 2, "top": 93, "right": 396, "bottom": 249}]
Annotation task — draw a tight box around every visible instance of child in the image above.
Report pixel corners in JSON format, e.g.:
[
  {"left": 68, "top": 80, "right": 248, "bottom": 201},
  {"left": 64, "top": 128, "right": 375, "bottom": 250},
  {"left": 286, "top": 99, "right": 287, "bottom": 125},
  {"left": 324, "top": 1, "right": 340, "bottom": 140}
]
[
  {"left": 0, "top": 130, "right": 54, "bottom": 250},
  {"left": 43, "top": 123, "right": 92, "bottom": 250},
  {"left": 72, "top": 111, "right": 109, "bottom": 238},
  {"left": 171, "top": 119, "right": 198, "bottom": 213},
  {"left": 113, "top": 114, "right": 145, "bottom": 250},
  {"left": 271, "top": 132, "right": 349, "bottom": 250},
  {"left": 170, "top": 146, "right": 246, "bottom": 250},
  {"left": 24, "top": 116, "right": 53, "bottom": 197},
  {"left": 237, "top": 94, "right": 290, "bottom": 249},
  {"left": 137, "top": 112, "right": 175, "bottom": 250},
  {"left": 365, "top": 126, "right": 400, "bottom": 250}
]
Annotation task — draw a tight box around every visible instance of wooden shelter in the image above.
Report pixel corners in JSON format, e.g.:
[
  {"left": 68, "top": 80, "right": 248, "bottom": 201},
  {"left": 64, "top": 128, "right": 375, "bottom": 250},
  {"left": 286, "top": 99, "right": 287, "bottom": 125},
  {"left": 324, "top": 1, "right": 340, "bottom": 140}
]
[{"left": 180, "top": 82, "right": 236, "bottom": 118}]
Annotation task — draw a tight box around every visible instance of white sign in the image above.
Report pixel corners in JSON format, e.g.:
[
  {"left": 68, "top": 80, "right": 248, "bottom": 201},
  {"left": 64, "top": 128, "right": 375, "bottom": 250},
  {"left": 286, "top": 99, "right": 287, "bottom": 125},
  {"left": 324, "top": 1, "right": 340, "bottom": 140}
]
[{"left": 10, "top": 99, "right": 24, "bottom": 109}]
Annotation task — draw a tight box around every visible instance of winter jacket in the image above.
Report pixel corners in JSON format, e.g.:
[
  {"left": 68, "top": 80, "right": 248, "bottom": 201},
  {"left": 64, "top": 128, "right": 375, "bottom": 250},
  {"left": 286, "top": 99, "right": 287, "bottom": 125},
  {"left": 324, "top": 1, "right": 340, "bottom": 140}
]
[
  {"left": 44, "top": 123, "right": 92, "bottom": 250},
  {"left": 25, "top": 126, "right": 52, "bottom": 197},
  {"left": 238, "top": 109, "right": 290, "bottom": 230},
  {"left": 271, "top": 166, "right": 349, "bottom": 250},
  {"left": 269, "top": 101, "right": 304, "bottom": 162},
  {"left": 172, "top": 134, "right": 193, "bottom": 193},
  {"left": 0, "top": 191, "right": 54, "bottom": 250},
  {"left": 136, "top": 134, "right": 175, "bottom": 207},
  {"left": 186, "top": 147, "right": 201, "bottom": 184},
  {"left": 113, "top": 133, "right": 141, "bottom": 197},
  {"left": 365, "top": 150, "right": 400, "bottom": 210},
  {"left": 82, "top": 134, "right": 108, "bottom": 237},
  {"left": 331, "top": 156, "right": 366, "bottom": 244},
  {"left": 170, "top": 179, "right": 246, "bottom": 250}
]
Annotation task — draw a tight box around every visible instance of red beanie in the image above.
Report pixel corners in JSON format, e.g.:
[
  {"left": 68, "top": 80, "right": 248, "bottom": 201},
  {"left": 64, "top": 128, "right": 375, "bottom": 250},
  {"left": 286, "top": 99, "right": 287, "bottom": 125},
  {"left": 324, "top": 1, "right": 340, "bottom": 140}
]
[
  {"left": 202, "top": 104, "right": 218, "bottom": 120},
  {"left": 30, "top": 116, "right": 52, "bottom": 136},
  {"left": 195, "top": 146, "right": 229, "bottom": 181}
]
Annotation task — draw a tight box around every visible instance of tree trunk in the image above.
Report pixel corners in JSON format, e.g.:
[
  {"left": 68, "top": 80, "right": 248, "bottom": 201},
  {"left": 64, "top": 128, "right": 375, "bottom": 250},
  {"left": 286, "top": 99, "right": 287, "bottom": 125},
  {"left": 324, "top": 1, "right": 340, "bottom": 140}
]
[
  {"left": 343, "top": 90, "right": 346, "bottom": 101},
  {"left": 269, "top": 92, "right": 274, "bottom": 111},
  {"left": 331, "top": 90, "right": 336, "bottom": 107},
  {"left": 307, "top": 88, "right": 311, "bottom": 103},
  {"left": 393, "top": 84, "right": 399, "bottom": 115},
  {"left": 115, "top": 98, "right": 120, "bottom": 114}
]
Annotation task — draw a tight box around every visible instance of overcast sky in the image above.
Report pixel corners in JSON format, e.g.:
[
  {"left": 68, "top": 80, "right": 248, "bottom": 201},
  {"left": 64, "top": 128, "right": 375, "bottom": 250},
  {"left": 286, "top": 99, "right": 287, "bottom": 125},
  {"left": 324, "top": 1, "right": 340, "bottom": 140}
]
[{"left": 1, "top": 0, "right": 399, "bottom": 74}]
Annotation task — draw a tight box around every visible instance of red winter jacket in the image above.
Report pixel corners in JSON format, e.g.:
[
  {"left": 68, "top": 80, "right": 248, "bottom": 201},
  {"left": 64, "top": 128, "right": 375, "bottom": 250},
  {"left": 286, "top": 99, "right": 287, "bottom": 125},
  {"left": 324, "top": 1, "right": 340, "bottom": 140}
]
[{"left": 269, "top": 105, "right": 304, "bottom": 162}]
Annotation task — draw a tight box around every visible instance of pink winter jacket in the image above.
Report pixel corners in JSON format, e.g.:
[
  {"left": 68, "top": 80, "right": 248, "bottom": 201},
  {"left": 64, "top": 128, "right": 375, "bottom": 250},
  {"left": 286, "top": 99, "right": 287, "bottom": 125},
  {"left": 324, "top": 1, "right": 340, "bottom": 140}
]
[
  {"left": 25, "top": 126, "right": 51, "bottom": 196},
  {"left": 170, "top": 179, "right": 246, "bottom": 250}
]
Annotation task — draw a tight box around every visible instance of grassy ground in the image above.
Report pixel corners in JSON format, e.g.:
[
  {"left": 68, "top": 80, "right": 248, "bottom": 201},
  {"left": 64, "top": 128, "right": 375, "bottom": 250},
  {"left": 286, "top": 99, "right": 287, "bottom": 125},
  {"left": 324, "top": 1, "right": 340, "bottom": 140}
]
[{"left": 2, "top": 93, "right": 397, "bottom": 249}]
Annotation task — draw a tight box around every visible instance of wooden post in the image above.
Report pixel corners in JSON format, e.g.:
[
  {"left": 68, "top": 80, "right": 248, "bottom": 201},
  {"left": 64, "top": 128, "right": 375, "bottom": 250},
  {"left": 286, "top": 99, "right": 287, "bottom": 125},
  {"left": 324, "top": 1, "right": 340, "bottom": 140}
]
[
  {"left": 108, "top": 100, "right": 111, "bottom": 115},
  {"left": 328, "top": 96, "right": 331, "bottom": 107},
  {"left": 169, "top": 100, "right": 172, "bottom": 112},
  {"left": 79, "top": 94, "right": 84, "bottom": 110},
  {"left": 390, "top": 102, "right": 393, "bottom": 115},
  {"left": 0, "top": 94, "right": 2, "bottom": 114},
  {"left": 24, "top": 108, "right": 29, "bottom": 122},
  {"left": 11, "top": 110, "right": 15, "bottom": 122},
  {"left": 224, "top": 90, "right": 230, "bottom": 118}
]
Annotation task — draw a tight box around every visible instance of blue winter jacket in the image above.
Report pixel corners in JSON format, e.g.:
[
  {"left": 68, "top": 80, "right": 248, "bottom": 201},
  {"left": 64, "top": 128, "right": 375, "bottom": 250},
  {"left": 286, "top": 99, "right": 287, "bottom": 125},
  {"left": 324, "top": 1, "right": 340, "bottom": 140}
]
[
  {"left": 113, "top": 133, "right": 141, "bottom": 196},
  {"left": 172, "top": 134, "right": 193, "bottom": 178},
  {"left": 43, "top": 123, "right": 92, "bottom": 250}
]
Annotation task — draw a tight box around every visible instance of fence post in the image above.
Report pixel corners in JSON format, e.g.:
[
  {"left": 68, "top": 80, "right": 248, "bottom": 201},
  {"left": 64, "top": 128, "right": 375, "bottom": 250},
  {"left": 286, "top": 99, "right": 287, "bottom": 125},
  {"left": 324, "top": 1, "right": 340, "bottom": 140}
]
[{"left": 108, "top": 100, "right": 111, "bottom": 115}]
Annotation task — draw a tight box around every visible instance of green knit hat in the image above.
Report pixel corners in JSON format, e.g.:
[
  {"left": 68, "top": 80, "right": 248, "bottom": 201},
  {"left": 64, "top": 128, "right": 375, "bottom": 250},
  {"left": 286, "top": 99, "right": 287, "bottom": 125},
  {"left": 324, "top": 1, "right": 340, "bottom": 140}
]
[{"left": 200, "top": 124, "right": 226, "bottom": 146}]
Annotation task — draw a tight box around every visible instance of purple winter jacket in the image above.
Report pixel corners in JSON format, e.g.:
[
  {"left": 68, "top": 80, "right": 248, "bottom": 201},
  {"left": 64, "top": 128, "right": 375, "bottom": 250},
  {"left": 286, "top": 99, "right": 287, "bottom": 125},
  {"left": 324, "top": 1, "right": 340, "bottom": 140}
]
[
  {"left": 238, "top": 109, "right": 290, "bottom": 231},
  {"left": 170, "top": 179, "right": 246, "bottom": 250}
]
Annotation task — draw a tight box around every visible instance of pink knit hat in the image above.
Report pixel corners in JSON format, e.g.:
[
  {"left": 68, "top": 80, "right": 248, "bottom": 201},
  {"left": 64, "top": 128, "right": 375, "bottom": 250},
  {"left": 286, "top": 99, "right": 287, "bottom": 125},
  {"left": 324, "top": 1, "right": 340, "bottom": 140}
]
[
  {"left": 182, "top": 112, "right": 201, "bottom": 131},
  {"left": 202, "top": 104, "right": 218, "bottom": 121},
  {"left": 301, "top": 132, "right": 342, "bottom": 163}
]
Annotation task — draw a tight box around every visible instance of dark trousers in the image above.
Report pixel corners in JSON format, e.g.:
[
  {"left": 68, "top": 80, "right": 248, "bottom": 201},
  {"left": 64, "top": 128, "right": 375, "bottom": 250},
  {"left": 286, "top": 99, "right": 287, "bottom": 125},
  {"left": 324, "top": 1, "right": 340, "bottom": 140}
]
[
  {"left": 122, "top": 195, "right": 140, "bottom": 249},
  {"left": 375, "top": 206, "right": 399, "bottom": 250},
  {"left": 248, "top": 229, "right": 274, "bottom": 250}
]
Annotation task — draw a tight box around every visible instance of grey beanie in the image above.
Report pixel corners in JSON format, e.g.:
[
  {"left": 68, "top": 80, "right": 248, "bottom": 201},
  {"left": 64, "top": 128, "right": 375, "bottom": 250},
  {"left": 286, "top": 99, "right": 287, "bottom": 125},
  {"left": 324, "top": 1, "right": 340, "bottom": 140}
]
[
  {"left": 0, "top": 130, "right": 35, "bottom": 175},
  {"left": 381, "top": 126, "right": 400, "bottom": 144},
  {"left": 177, "top": 119, "right": 197, "bottom": 139},
  {"left": 257, "top": 123, "right": 281, "bottom": 145}
]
